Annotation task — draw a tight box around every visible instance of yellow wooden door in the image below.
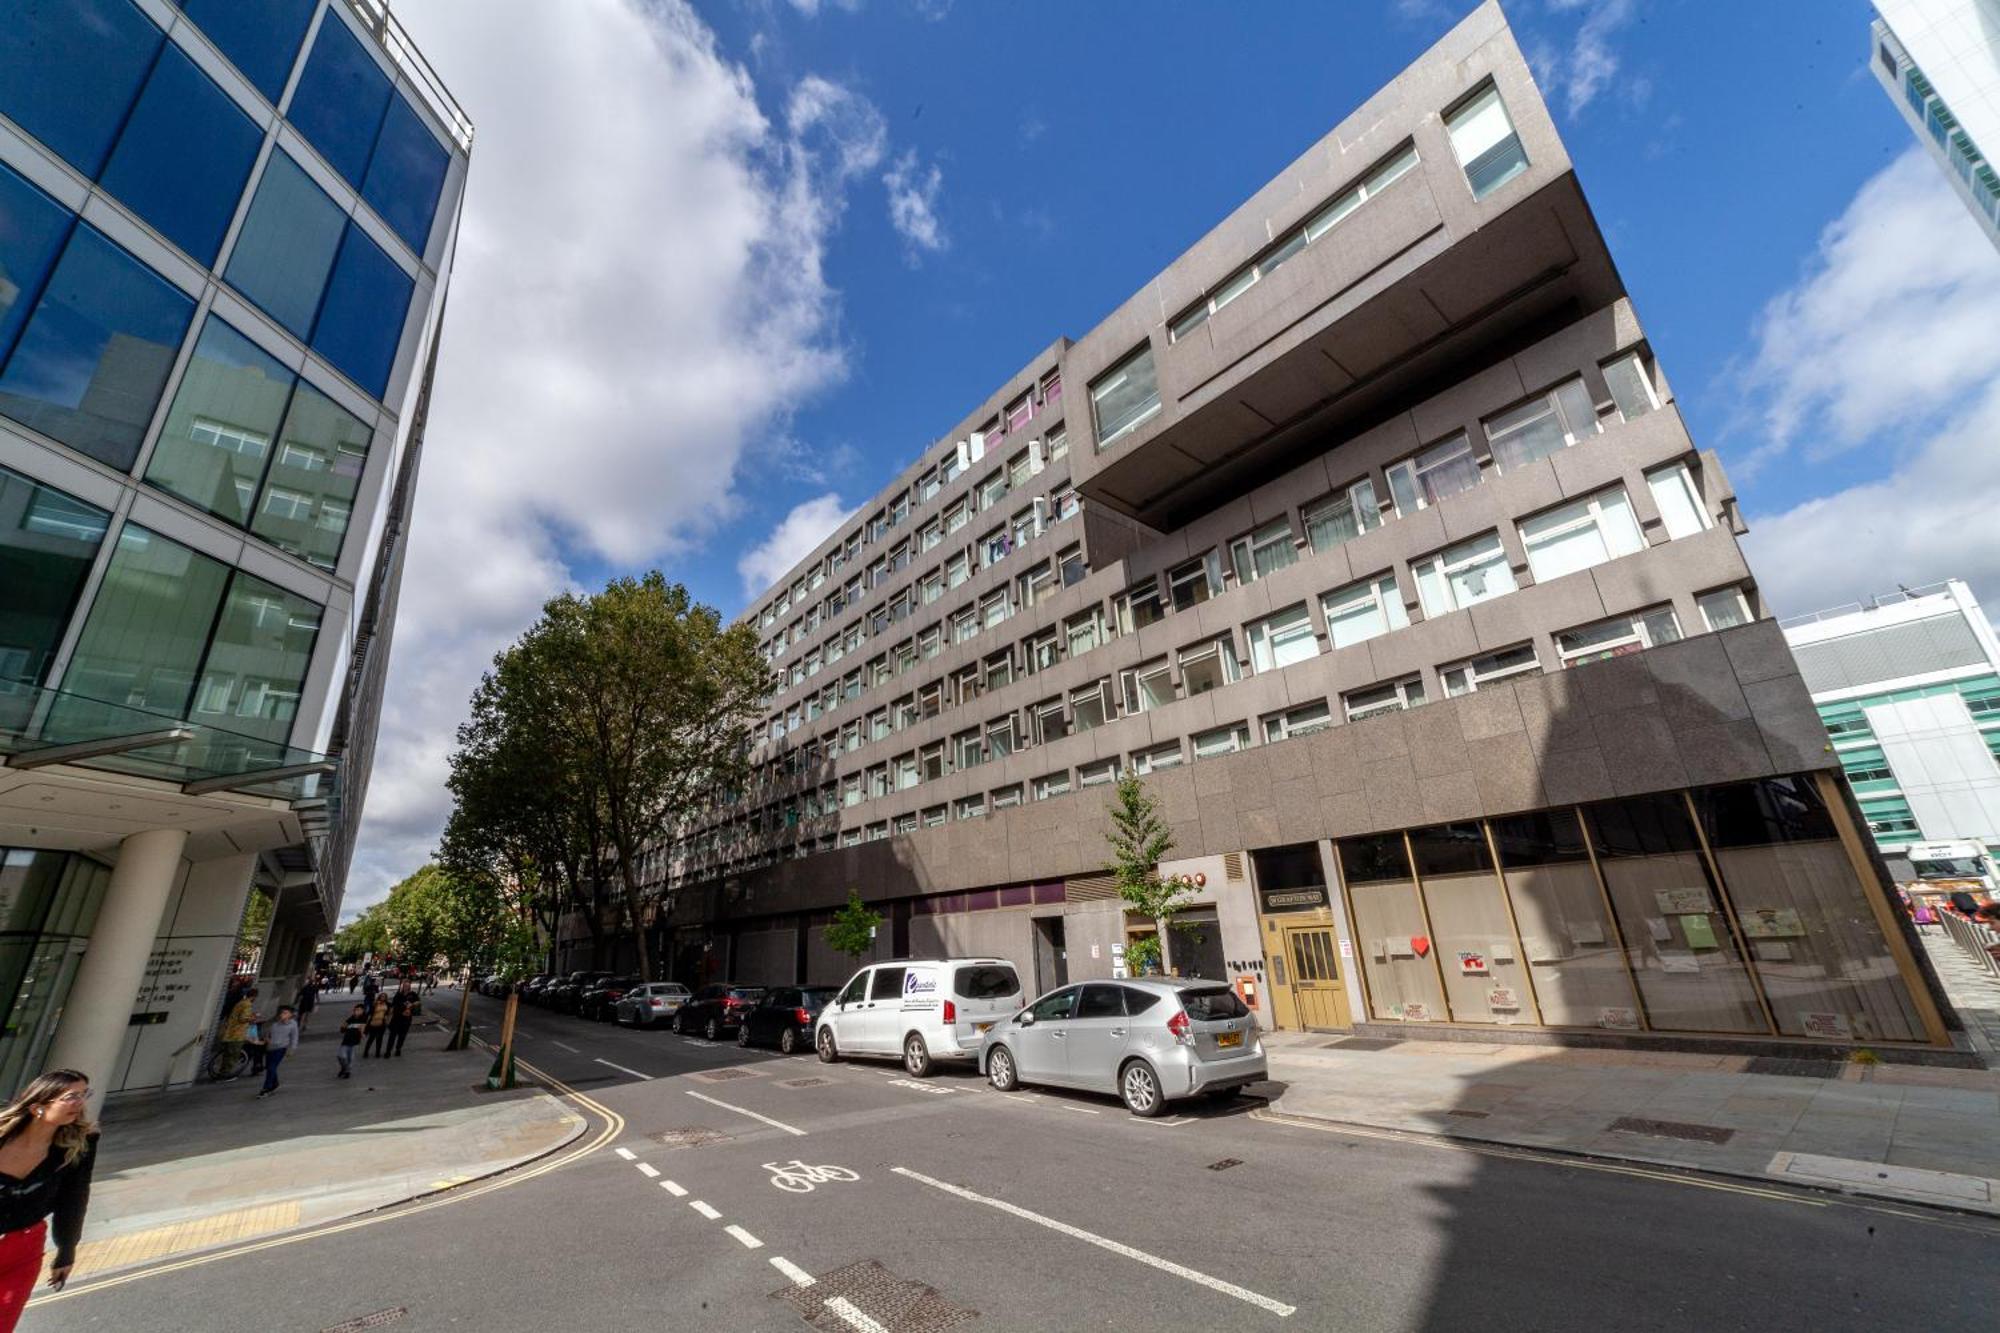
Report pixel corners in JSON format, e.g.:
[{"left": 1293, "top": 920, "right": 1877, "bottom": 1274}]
[{"left": 1284, "top": 926, "right": 1351, "bottom": 1030}]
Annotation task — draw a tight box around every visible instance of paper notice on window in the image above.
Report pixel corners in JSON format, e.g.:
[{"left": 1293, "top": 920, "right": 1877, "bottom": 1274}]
[
  {"left": 1456, "top": 950, "right": 1489, "bottom": 976},
  {"left": 1645, "top": 917, "right": 1672, "bottom": 944},
  {"left": 1522, "top": 934, "right": 1563, "bottom": 963},
  {"left": 1568, "top": 919, "right": 1606, "bottom": 946},
  {"left": 1801, "top": 1012, "right": 1853, "bottom": 1040},
  {"left": 1401, "top": 1002, "right": 1431, "bottom": 1022},
  {"left": 1654, "top": 887, "right": 1712, "bottom": 915},
  {"left": 1680, "top": 914, "right": 1719, "bottom": 950},
  {"left": 1487, "top": 986, "right": 1520, "bottom": 1011},
  {"left": 1598, "top": 1006, "right": 1640, "bottom": 1030},
  {"left": 1754, "top": 941, "right": 1794, "bottom": 963},
  {"left": 1739, "top": 908, "right": 1805, "bottom": 939},
  {"left": 1658, "top": 950, "right": 1700, "bottom": 974},
  {"left": 1490, "top": 939, "right": 1516, "bottom": 963},
  {"left": 1389, "top": 938, "right": 1415, "bottom": 958}
]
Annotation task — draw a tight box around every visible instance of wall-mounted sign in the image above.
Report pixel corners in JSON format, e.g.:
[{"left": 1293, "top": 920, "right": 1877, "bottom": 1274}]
[
  {"left": 1739, "top": 908, "right": 1804, "bottom": 939},
  {"left": 1801, "top": 1011, "right": 1854, "bottom": 1040},
  {"left": 1486, "top": 987, "right": 1520, "bottom": 1011},
  {"left": 1654, "top": 888, "right": 1712, "bottom": 915},
  {"left": 1456, "top": 950, "right": 1488, "bottom": 976},
  {"left": 1259, "top": 886, "right": 1327, "bottom": 913}
]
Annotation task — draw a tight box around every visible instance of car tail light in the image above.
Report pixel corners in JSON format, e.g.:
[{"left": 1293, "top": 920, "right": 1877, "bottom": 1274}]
[
  {"left": 795, "top": 1008, "right": 812, "bottom": 1025},
  {"left": 942, "top": 1000, "right": 957, "bottom": 1024},
  {"left": 1166, "top": 1010, "right": 1192, "bottom": 1045}
]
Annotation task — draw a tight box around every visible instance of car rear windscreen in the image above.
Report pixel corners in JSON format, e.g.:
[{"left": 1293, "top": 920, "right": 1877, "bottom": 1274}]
[
  {"left": 954, "top": 965, "right": 1020, "bottom": 999},
  {"left": 800, "top": 988, "right": 839, "bottom": 1006},
  {"left": 1180, "top": 987, "right": 1249, "bottom": 1021}
]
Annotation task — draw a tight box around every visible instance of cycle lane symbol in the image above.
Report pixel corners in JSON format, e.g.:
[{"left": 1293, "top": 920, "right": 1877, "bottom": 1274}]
[{"left": 764, "top": 1161, "right": 860, "bottom": 1194}]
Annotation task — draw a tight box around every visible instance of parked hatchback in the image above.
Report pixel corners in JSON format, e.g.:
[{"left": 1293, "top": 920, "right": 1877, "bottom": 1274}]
[
  {"left": 615, "top": 983, "right": 692, "bottom": 1028},
  {"left": 979, "top": 978, "right": 1265, "bottom": 1116},
  {"left": 672, "top": 983, "right": 766, "bottom": 1040},
  {"left": 737, "top": 986, "right": 839, "bottom": 1054},
  {"left": 815, "top": 958, "right": 1022, "bottom": 1076}
]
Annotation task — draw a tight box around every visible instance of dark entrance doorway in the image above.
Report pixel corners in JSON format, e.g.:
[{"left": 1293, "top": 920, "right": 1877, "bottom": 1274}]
[{"left": 1033, "top": 916, "right": 1067, "bottom": 993}]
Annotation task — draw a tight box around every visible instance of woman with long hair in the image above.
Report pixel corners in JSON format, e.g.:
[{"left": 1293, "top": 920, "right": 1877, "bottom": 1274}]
[{"left": 0, "top": 1070, "right": 98, "bottom": 1326}]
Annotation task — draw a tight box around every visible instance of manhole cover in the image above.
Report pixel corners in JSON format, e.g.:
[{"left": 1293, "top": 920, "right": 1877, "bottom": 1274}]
[
  {"left": 1607, "top": 1116, "right": 1735, "bottom": 1145},
  {"left": 779, "top": 1076, "right": 833, "bottom": 1089},
  {"left": 778, "top": 1258, "right": 978, "bottom": 1333},
  {"left": 321, "top": 1310, "right": 407, "bottom": 1333},
  {"left": 694, "top": 1067, "right": 761, "bottom": 1083},
  {"left": 1206, "top": 1158, "right": 1243, "bottom": 1172},
  {"left": 653, "top": 1126, "right": 732, "bottom": 1149}
]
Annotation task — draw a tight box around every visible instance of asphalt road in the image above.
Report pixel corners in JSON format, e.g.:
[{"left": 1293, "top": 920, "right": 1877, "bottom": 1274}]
[{"left": 31, "top": 986, "right": 2000, "bottom": 1332}]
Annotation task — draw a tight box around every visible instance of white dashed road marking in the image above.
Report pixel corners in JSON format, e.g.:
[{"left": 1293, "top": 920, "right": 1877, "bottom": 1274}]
[
  {"left": 826, "top": 1296, "right": 887, "bottom": 1333},
  {"left": 552, "top": 1040, "right": 579, "bottom": 1053},
  {"left": 595, "top": 1058, "right": 653, "bottom": 1081},
  {"left": 725, "top": 1224, "right": 763, "bottom": 1250},
  {"left": 769, "top": 1255, "right": 815, "bottom": 1287},
  {"left": 660, "top": 1180, "right": 688, "bottom": 1197},
  {"left": 690, "top": 1200, "right": 722, "bottom": 1220},
  {"left": 891, "top": 1165, "right": 1296, "bottom": 1318},
  {"left": 636, "top": 1163, "right": 660, "bottom": 1179},
  {"left": 684, "top": 1090, "right": 807, "bottom": 1136},
  {"left": 613, "top": 1147, "right": 636, "bottom": 1161}
]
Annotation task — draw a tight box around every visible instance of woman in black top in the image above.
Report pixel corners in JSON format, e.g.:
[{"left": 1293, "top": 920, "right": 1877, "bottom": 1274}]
[{"left": 0, "top": 1069, "right": 97, "bottom": 1327}]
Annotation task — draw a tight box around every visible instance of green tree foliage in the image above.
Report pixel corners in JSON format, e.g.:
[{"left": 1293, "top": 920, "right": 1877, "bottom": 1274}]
[
  {"left": 824, "top": 890, "right": 881, "bottom": 960},
  {"left": 332, "top": 902, "right": 390, "bottom": 963},
  {"left": 1104, "top": 774, "right": 1198, "bottom": 976}
]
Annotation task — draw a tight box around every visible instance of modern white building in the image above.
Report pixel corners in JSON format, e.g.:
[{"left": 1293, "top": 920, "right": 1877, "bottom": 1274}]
[
  {"left": 1872, "top": 0, "right": 2000, "bottom": 247},
  {"left": 1781, "top": 580, "right": 2000, "bottom": 876}
]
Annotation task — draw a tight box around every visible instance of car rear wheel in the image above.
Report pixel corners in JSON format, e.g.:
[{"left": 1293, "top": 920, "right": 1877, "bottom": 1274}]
[
  {"left": 903, "top": 1033, "right": 932, "bottom": 1078},
  {"left": 1120, "top": 1060, "right": 1164, "bottom": 1117},
  {"left": 780, "top": 1027, "right": 799, "bottom": 1055},
  {"left": 671, "top": 1011, "right": 686, "bottom": 1035},
  {"left": 736, "top": 1023, "right": 752, "bottom": 1048},
  {"left": 816, "top": 1027, "right": 839, "bottom": 1063},
  {"left": 986, "top": 1045, "right": 1018, "bottom": 1091},
  {"left": 704, "top": 1017, "right": 721, "bottom": 1042}
]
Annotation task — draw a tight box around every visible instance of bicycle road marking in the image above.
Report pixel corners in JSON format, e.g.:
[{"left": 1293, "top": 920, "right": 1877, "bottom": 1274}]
[
  {"left": 685, "top": 1090, "right": 807, "bottom": 1136},
  {"left": 763, "top": 1160, "right": 859, "bottom": 1193},
  {"left": 595, "top": 1058, "right": 653, "bottom": 1081}
]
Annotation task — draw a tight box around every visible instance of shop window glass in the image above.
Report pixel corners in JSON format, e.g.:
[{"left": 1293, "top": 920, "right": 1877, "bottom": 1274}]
[
  {"left": 0, "top": 224, "right": 195, "bottom": 469},
  {"left": 0, "top": 0, "right": 162, "bottom": 177},
  {"left": 0, "top": 465, "right": 111, "bottom": 686},
  {"left": 99, "top": 43, "right": 263, "bottom": 264},
  {"left": 1489, "top": 809, "right": 1641, "bottom": 1029},
  {"left": 191, "top": 572, "right": 321, "bottom": 743},
  {"left": 147, "top": 317, "right": 296, "bottom": 524},
  {"left": 310, "top": 224, "right": 411, "bottom": 396},
  {"left": 225, "top": 151, "right": 346, "bottom": 339},
  {"left": 1693, "top": 777, "right": 1924, "bottom": 1042},
  {"left": 182, "top": 0, "right": 317, "bottom": 102},
  {"left": 1583, "top": 792, "right": 1766, "bottom": 1034},
  {"left": 1340, "top": 833, "right": 1449, "bottom": 1023},
  {"left": 286, "top": 13, "right": 392, "bottom": 188},
  {"left": 60, "top": 524, "right": 229, "bottom": 718},
  {"left": 0, "top": 164, "right": 75, "bottom": 361},
  {"left": 362, "top": 94, "right": 449, "bottom": 253},
  {"left": 1409, "top": 823, "right": 1540, "bottom": 1025}
]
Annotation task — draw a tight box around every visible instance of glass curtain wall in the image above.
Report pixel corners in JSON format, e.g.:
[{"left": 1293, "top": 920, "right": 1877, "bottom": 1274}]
[
  {"left": 0, "top": 849, "right": 111, "bottom": 1097},
  {"left": 1489, "top": 810, "right": 1641, "bottom": 1028},
  {"left": 1341, "top": 833, "right": 1448, "bottom": 1022},
  {"left": 0, "top": 466, "right": 111, "bottom": 687},
  {"left": 1408, "top": 822, "right": 1540, "bottom": 1025}
]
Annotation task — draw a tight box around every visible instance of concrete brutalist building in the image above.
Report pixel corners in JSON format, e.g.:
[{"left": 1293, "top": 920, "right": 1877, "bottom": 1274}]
[{"left": 624, "top": 3, "right": 1954, "bottom": 1053}]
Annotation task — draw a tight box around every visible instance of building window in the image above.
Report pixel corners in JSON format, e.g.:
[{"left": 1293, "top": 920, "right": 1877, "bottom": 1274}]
[
  {"left": 1026, "top": 629, "right": 1060, "bottom": 675},
  {"left": 1645, "top": 461, "right": 1708, "bottom": 540},
  {"left": 1302, "top": 478, "right": 1382, "bottom": 553},
  {"left": 1697, "top": 587, "right": 1753, "bottom": 632},
  {"left": 101, "top": 42, "right": 265, "bottom": 265},
  {"left": 1047, "top": 427, "right": 1069, "bottom": 462},
  {"left": 1167, "top": 553, "right": 1224, "bottom": 611},
  {"left": 1556, "top": 606, "right": 1682, "bottom": 666},
  {"left": 1414, "top": 533, "right": 1516, "bottom": 618},
  {"left": 0, "top": 465, "right": 110, "bottom": 686},
  {"left": 1345, "top": 676, "right": 1427, "bottom": 721},
  {"left": 1446, "top": 83, "right": 1529, "bottom": 200},
  {"left": 1602, "top": 351, "right": 1660, "bottom": 422},
  {"left": 1090, "top": 343, "right": 1161, "bottom": 448},
  {"left": 1262, "top": 701, "right": 1333, "bottom": 743},
  {"left": 992, "top": 784, "right": 1024, "bottom": 811},
  {"left": 1441, "top": 644, "right": 1539, "bottom": 697},
  {"left": 1120, "top": 659, "right": 1175, "bottom": 714},
  {"left": 1248, "top": 603, "right": 1320, "bottom": 672},
  {"left": 1032, "top": 697, "right": 1069, "bottom": 745},
  {"left": 1178, "top": 637, "right": 1240, "bottom": 696},
  {"left": 1078, "top": 759, "right": 1119, "bottom": 787},
  {"left": 1033, "top": 772, "right": 1071, "bottom": 801},
  {"left": 1484, "top": 378, "right": 1598, "bottom": 472},
  {"left": 1323, "top": 574, "right": 1409, "bottom": 649},
  {"left": 1118, "top": 580, "right": 1168, "bottom": 631},
  {"left": 987, "top": 716, "right": 1017, "bottom": 761},
  {"left": 1064, "top": 608, "right": 1103, "bottom": 658},
  {"left": 1192, "top": 722, "right": 1250, "bottom": 759},
  {"left": 1385, "top": 434, "right": 1479, "bottom": 513},
  {"left": 1072, "top": 681, "right": 1113, "bottom": 731},
  {"left": 1132, "top": 742, "right": 1183, "bottom": 774},
  {"left": 183, "top": 0, "right": 318, "bottom": 102},
  {"left": 1230, "top": 518, "right": 1299, "bottom": 584},
  {"left": 1519, "top": 487, "right": 1644, "bottom": 584}
]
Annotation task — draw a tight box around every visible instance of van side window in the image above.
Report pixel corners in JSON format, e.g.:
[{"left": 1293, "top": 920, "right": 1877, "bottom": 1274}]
[
  {"left": 839, "top": 973, "right": 871, "bottom": 1005},
  {"left": 870, "top": 966, "right": 908, "bottom": 1000}
]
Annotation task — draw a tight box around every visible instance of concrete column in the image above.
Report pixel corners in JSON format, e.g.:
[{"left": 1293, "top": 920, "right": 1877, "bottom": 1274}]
[{"left": 45, "top": 827, "right": 189, "bottom": 1110}]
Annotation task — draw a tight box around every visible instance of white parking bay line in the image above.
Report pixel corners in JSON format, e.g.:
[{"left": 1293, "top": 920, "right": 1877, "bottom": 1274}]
[
  {"left": 660, "top": 1179, "right": 688, "bottom": 1198},
  {"left": 552, "top": 1040, "right": 579, "bottom": 1053},
  {"left": 725, "top": 1224, "right": 764, "bottom": 1250},
  {"left": 826, "top": 1296, "right": 887, "bottom": 1333},
  {"left": 684, "top": 1090, "right": 807, "bottom": 1137},
  {"left": 596, "top": 1058, "right": 653, "bottom": 1081},
  {"left": 890, "top": 1166, "right": 1295, "bottom": 1318},
  {"left": 613, "top": 1147, "right": 636, "bottom": 1161},
  {"left": 1063, "top": 1106, "right": 1101, "bottom": 1115},
  {"left": 636, "top": 1163, "right": 660, "bottom": 1179},
  {"left": 690, "top": 1200, "right": 722, "bottom": 1220},
  {"left": 769, "top": 1255, "right": 815, "bottom": 1287}
]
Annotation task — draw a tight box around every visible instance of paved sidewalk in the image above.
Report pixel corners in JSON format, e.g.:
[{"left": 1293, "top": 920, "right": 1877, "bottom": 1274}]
[
  {"left": 1262, "top": 1029, "right": 2000, "bottom": 1215},
  {"left": 1920, "top": 926, "right": 2000, "bottom": 1054},
  {"left": 75, "top": 996, "right": 584, "bottom": 1279}
]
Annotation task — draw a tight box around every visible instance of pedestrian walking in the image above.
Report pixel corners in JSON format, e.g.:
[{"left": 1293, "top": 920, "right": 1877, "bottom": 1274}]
[
  {"left": 362, "top": 994, "right": 390, "bottom": 1058},
  {"left": 217, "top": 988, "right": 256, "bottom": 1079},
  {"left": 257, "top": 1007, "right": 300, "bottom": 1098},
  {"left": 0, "top": 1069, "right": 98, "bottom": 1328},
  {"left": 336, "top": 1004, "right": 365, "bottom": 1079},
  {"left": 296, "top": 978, "right": 319, "bottom": 1033},
  {"left": 386, "top": 985, "right": 421, "bottom": 1057},
  {"left": 362, "top": 972, "right": 379, "bottom": 1007}
]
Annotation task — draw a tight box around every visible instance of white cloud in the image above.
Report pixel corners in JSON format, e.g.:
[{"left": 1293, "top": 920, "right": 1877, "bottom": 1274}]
[
  {"left": 787, "top": 0, "right": 863, "bottom": 14},
  {"left": 884, "top": 149, "right": 947, "bottom": 258},
  {"left": 737, "top": 493, "right": 856, "bottom": 596},
  {"left": 342, "top": 0, "right": 897, "bottom": 919},
  {"left": 1536, "top": 0, "right": 1641, "bottom": 117}
]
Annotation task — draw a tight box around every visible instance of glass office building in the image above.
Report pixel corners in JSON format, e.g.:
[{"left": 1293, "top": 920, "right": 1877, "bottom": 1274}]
[
  {"left": 1873, "top": 1, "right": 2000, "bottom": 250},
  {"left": 0, "top": 0, "right": 470, "bottom": 1100}
]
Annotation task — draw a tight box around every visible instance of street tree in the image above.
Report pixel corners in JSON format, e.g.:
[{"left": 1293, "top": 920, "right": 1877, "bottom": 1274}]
[
  {"left": 1104, "top": 773, "right": 1199, "bottom": 976},
  {"left": 824, "top": 890, "right": 881, "bottom": 961},
  {"left": 378, "top": 865, "right": 450, "bottom": 972},
  {"left": 332, "top": 902, "right": 389, "bottom": 964}
]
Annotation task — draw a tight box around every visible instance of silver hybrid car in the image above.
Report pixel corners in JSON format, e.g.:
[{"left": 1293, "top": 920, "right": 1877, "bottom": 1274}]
[{"left": 978, "top": 977, "right": 1266, "bottom": 1116}]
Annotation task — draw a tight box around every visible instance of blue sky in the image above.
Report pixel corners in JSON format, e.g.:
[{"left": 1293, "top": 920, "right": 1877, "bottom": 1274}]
[{"left": 351, "top": 0, "right": 2000, "bottom": 913}]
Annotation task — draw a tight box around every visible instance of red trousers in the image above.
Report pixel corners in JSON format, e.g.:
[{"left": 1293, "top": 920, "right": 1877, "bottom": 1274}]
[{"left": 0, "top": 1220, "right": 45, "bottom": 1331}]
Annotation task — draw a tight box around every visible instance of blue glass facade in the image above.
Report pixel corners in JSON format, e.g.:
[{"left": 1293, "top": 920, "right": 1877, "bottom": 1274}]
[
  {"left": 98, "top": 43, "right": 263, "bottom": 264},
  {"left": 178, "top": 0, "right": 318, "bottom": 104}
]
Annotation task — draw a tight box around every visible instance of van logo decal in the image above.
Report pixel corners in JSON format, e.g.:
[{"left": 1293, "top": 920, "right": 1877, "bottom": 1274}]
[{"left": 904, "top": 973, "right": 937, "bottom": 995}]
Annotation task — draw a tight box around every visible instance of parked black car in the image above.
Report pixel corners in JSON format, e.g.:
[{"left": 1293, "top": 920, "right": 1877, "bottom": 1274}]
[
  {"left": 672, "top": 983, "right": 767, "bottom": 1040},
  {"left": 737, "top": 986, "right": 838, "bottom": 1055},
  {"left": 578, "top": 975, "right": 640, "bottom": 1021},
  {"left": 519, "top": 974, "right": 555, "bottom": 1004},
  {"left": 551, "top": 971, "right": 612, "bottom": 1014}
]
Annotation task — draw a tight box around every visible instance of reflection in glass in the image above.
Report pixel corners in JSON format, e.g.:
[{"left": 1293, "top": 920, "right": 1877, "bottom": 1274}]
[
  {"left": 286, "top": 13, "right": 392, "bottom": 188},
  {"left": 99, "top": 43, "right": 262, "bottom": 264},
  {"left": 0, "top": 851, "right": 111, "bottom": 1097},
  {"left": 310, "top": 225, "right": 411, "bottom": 397},
  {"left": 363, "top": 94, "right": 450, "bottom": 253},
  {"left": 0, "top": 225, "right": 195, "bottom": 469},
  {"left": 1340, "top": 833, "right": 1449, "bottom": 1023},
  {"left": 225, "top": 151, "right": 346, "bottom": 339},
  {"left": 60, "top": 524, "right": 229, "bottom": 718},
  {"left": 0, "top": 0, "right": 162, "bottom": 177},
  {"left": 181, "top": 0, "right": 317, "bottom": 103},
  {"left": 1410, "top": 822, "right": 1540, "bottom": 1025},
  {"left": 147, "top": 318, "right": 296, "bottom": 524},
  {"left": 251, "top": 382, "right": 370, "bottom": 569},
  {"left": 192, "top": 572, "right": 321, "bottom": 744},
  {"left": 1490, "top": 810, "right": 1642, "bottom": 1029},
  {"left": 0, "top": 163, "right": 75, "bottom": 364},
  {"left": 0, "top": 465, "right": 111, "bottom": 686}
]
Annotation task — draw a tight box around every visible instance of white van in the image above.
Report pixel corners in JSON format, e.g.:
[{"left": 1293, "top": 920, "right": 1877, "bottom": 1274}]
[{"left": 815, "top": 957, "right": 1023, "bottom": 1076}]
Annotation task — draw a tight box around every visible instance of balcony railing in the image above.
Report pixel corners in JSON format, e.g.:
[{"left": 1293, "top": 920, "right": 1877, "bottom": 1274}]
[{"left": 343, "top": 0, "right": 475, "bottom": 151}]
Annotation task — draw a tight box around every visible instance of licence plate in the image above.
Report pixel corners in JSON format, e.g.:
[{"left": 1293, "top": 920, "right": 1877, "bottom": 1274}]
[{"left": 1217, "top": 1031, "right": 1244, "bottom": 1049}]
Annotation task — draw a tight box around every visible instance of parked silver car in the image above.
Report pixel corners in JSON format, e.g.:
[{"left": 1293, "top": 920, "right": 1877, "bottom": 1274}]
[
  {"left": 978, "top": 978, "right": 1265, "bottom": 1116},
  {"left": 614, "top": 982, "right": 692, "bottom": 1028}
]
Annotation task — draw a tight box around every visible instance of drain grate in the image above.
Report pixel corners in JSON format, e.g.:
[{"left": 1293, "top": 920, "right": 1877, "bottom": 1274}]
[
  {"left": 1607, "top": 1116, "right": 1735, "bottom": 1145},
  {"left": 693, "top": 1067, "right": 761, "bottom": 1083},
  {"left": 1206, "top": 1158, "right": 1243, "bottom": 1172},
  {"left": 1744, "top": 1057, "right": 1841, "bottom": 1080},
  {"left": 778, "top": 1258, "right": 978, "bottom": 1333},
  {"left": 1324, "top": 1037, "right": 1400, "bottom": 1051},
  {"left": 321, "top": 1310, "right": 407, "bottom": 1333},
  {"left": 1445, "top": 1109, "right": 1490, "bottom": 1119},
  {"left": 779, "top": 1076, "right": 833, "bottom": 1089},
  {"left": 653, "top": 1126, "right": 732, "bottom": 1149}
]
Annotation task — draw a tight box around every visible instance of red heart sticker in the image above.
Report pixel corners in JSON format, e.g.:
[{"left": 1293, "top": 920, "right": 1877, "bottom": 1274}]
[{"left": 1411, "top": 936, "right": 1431, "bottom": 957}]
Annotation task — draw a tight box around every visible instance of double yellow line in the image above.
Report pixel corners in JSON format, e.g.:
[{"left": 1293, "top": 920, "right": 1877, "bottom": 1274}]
[{"left": 33, "top": 1052, "right": 624, "bottom": 1306}]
